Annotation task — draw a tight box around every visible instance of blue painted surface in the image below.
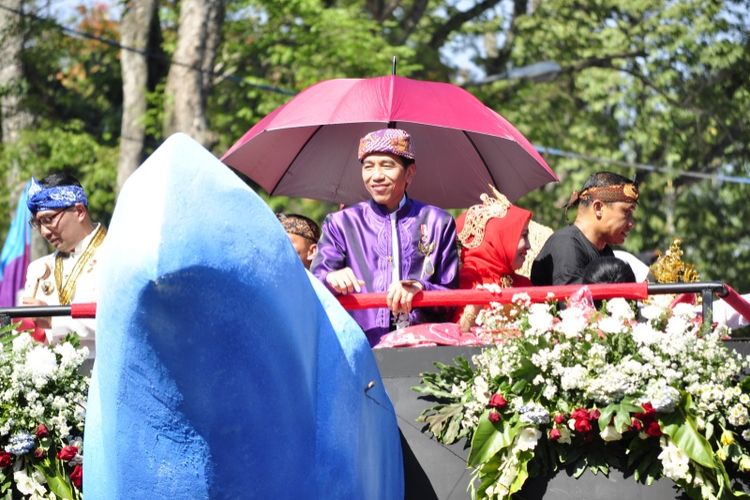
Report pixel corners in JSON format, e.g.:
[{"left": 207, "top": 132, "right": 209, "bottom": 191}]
[{"left": 85, "top": 133, "right": 403, "bottom": 499}]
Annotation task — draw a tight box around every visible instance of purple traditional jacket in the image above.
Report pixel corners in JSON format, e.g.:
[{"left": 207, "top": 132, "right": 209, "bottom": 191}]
[{"left": 311, "top": 197, "right": 459, "bottom": 345}]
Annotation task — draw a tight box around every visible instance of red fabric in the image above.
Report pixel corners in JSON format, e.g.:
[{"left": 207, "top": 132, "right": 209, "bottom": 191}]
[
  {"left": 721, "top": 285, "right": 750, "bottom": 325},
  {"left": 455, "top": 206, "right": 533, "bottom": 289},
  {"left": 670, "top": 293, "right": 696, "bottom": 308},
  {"left": 373, "top": 322, "right": 486, "bottom": 348},
  {"left": 15, "top": 318, "right": 47, "bottom": 343}
]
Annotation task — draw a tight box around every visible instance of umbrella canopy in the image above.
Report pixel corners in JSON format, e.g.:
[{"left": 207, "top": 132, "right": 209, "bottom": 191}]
[{"left": 222, "top": 75, "right": 557, "bottom": 208}]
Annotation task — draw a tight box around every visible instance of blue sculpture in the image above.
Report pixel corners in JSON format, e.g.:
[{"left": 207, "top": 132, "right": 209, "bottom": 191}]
[{"left": 84, "top": 133, "right": 403, "bottom": 499}]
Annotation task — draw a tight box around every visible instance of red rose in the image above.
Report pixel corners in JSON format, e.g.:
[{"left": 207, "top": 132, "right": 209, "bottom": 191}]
[
  {"left": 488, "top": 410, "right": 502, "bottom": 424},
  {"left": 35, "top": 424, "right": 49, "bottom": 438},
  {"left": 574, "top": 418, "right": 592, "bottom": 434},
  {"left": 69, "top": 465, "right": 82, "bottom": 489},
  {"left": 549, "top": 428, "right": 561, "bottom": 441},
  {"left": 0, "top": 451, "right": 12, "bottom": 468},
  {"left": 590, "top": 409, "right": 601, "bottom": 420},
  {"left": 630, "top": 418, "right": 643, "bottom": 431},
  {"left": 645, "top": 421, "right": 662, "bottom": 438},
  {"left": 634, "top": 402, "right": 656, "bottom": 421},
  {"left": 553, "top": 413, "right": 566, "bottom": 425},
  {"left": 488, "top": 393, "right": 508, "bottom": 410},
  {"left": 34, "top": 448, "right": 45, "bottom": 459},
  {"left": 57, "top": 446, "right": 78, "bottom": 461},
  {"left": 571, "top": 408, "right": 590, "bottom": 421}
]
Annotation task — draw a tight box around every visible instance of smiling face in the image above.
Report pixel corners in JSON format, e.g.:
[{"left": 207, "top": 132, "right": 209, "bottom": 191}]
[
  {"left": 598, "top": 201, "right": 636, "bottom": 246},
  {"left": 361, "top": 153, "right": 416, "bottom": 212}
]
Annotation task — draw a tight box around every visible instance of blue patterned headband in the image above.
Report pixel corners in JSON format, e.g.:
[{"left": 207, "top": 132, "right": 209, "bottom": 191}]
[{"left": 26, "top": 177, "right": 88, "bottom": 214}]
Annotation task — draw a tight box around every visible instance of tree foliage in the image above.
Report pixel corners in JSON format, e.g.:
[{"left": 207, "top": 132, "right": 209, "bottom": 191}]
[{"left": 0, "top": 0, "right": 748, "bottom": 289}]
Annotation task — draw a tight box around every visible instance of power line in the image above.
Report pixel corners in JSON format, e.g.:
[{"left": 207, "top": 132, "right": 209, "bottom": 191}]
[
  {"left": 537, "top": 146, "right": 750, "bottom": 185},
  {"left": 0, "top": 1, "right": 296, "bottom": 96}
]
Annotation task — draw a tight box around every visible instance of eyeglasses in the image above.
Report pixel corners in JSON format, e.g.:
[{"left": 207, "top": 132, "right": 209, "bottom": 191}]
[{"left": 29, "top": 208, "right": 69, "bottom": 230}]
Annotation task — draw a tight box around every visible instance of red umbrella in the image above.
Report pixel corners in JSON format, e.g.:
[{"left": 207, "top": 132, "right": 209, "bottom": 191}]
[{"left": 221, "top": 75, "right": 557, "bottom": 208}]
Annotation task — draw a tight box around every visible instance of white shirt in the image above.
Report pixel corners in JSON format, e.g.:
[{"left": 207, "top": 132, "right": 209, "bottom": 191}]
[{"left": 22, "top": 224, "right": 104, "bottom": 358}]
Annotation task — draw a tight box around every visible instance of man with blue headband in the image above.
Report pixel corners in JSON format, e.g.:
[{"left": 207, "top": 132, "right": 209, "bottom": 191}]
[{"left": 20, "top": 173, "right": 106, "bottom": 360}]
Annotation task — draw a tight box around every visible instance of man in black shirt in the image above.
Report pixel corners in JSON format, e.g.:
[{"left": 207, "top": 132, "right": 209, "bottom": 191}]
[{"left": 531, "top": 172, "right": 638, "bottom": 285}]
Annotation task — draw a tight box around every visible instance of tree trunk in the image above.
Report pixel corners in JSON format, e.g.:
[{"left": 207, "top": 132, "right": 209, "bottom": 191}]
[
  {"left": 0, "top": 1, "right": 44, "bottom": 259},
  {"left": 163, "top": 0, "right": 225, "bottom": 149},
  {"left": 117, "top": 0, "right": 158, "bottom": 193},
  {"left": 0, "top": 0, "right": 33, "bottom": 184}
]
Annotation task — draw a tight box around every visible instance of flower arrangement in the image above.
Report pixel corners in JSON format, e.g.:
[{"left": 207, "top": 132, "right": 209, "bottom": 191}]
[
  {"left": 0, "top": 324, "right": 89, "bottom": 499},
  {"left": 415, "top": 289, "right": 750, "bottom": 499}
]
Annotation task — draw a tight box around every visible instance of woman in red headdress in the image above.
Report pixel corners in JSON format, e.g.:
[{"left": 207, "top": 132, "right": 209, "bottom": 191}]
[
  {"left": 453, "top": 190, "right": 532, "bottom": 330},
  {"left": 373, "top": 189, "right": 532, "bottom": 347}
]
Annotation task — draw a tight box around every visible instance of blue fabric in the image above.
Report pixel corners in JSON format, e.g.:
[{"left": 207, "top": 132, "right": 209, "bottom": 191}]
[
  {"left": 85, "top": 133, "right": 403, "bottom": 499},
  {"left": 0, "top": 181, "right": 31, "bottom": 306},
  {"left": 26, "top": 177, "right": 87, "bottom": 213}
]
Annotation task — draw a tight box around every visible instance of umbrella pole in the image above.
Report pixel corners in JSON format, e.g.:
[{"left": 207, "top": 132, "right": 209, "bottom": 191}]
[{"left": 392, "top": 56, "right": 397, "bottom": 75}]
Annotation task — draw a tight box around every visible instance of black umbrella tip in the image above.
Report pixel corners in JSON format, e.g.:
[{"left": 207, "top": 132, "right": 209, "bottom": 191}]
[{"left": 392, "top": 56, "right": 397, "bottom": 75}]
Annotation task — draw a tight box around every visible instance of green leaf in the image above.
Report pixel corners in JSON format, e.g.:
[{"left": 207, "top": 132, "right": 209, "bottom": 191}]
[
  {"left": 34, "top": 458, "right": 75, "bottom": 500},
  {"left": 598, "top": 404, "right": 616, "bottom": 432},
  {"left": 468, "top": 413, "right": 517, "bottom": 467},
  {"left": 660, "top": 409, "right": 716, "bottom": 469}
]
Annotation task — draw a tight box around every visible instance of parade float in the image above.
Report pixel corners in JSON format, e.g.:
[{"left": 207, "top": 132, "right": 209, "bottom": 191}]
[{"left": 0, "top": 72, "right": 749, "bottom": 498}]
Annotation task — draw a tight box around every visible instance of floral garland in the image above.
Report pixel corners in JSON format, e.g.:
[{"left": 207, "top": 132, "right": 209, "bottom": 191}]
[
  {"left": 415, "top": 289, "right": 750, "bottom": 499},
  {"left": 0, "top": 324, "right": 88, "bottom": 499}
]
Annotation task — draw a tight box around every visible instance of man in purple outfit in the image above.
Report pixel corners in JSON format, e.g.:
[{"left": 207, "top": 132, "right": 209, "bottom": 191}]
[{"left": 311, "top": 128, "right": 459, "bottom": 345}]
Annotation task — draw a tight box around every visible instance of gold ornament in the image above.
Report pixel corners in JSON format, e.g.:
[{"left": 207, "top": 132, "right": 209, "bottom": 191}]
[
  {"left": 458, "top": 185, "right": 512, "bottom": 249},
  {"left": 650, "top": 239, "right": 700, "bottom": 284}
]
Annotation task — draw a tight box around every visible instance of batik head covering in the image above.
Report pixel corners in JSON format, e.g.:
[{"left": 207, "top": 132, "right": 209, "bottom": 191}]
[
  {"left": 357, "top": 128, "right": 415, "bottom": 162},
  {"left": 26, "top": 177, "right": 88, "bottom": 214},
  {"left": 566, "top": 182, "right": 639, "bottom": 209},
  {"left": 456, "top": 187, "right": 532, "bottom": 289},
  {"left": 276, "top": 213, "right": 321, "bottom": 242}
]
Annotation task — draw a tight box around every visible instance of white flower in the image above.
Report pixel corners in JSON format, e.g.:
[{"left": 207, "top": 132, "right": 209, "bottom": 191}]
[
  {"left": 658, "top": 437, "right": 690, "bottom": 481},
  {"left": 630, "top": 323, "right": 659, "bottom": 346},
  {"left": 597, "top": 316, "right": 625, "bottom": 334},
  {"left": 527, "top": 303, "right": 554, "bottom": 334},
  {"left": 601, "top": 425, "right": 623, "bottom": 442},
  {"left": 472, "top": 376, "right": 489, "bottom": 404},
  {"left": 560, "top": 365, "right": 588, "bottom": 391},
  {"left": 543, "top": 384, "right": 557, "bottom": 400},
  {"left": 511, "top": 293, "right": 531, "bottom": 307},
  {"left": 13, "top": 469, "right": 47, "bottom": 496},
  {"left": 25, "top": 347, "right": 57, "bottom": 379},
  {"left": 606, "top": 298, "right": 635, "bottom": 321},
  {"left": 742, "top": 429, "right": 750, "bottom": 441},
  {"left": 516, "top": 427, "right": 542, "bottom": 451},
  {"left": 672, "top": 303, "right": 696, "bottom": 319},
  {"left": 12, "top": 333, "right": 33, "bottom": 353},
  {"left": 645, "top": 382, "right": 680, "bottom": 413},
  {"left": 728, "top": 403, "right": 750, "bottom": 427},
  {"left": 555, "top": 306, "right": 588, "bottom": 339},
  {"left": 54, "top": 342, "right": 82, "bottom": 369},
  {"left": 639, "top": 304, "right": 664, "bottom": 321}
]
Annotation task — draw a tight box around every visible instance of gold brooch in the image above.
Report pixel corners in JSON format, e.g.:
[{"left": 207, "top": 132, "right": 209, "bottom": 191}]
[
  {"left": 41, "top": 281, "right": 53, "bottom": 295},
  {"left": 418, "top": 224, "right": 435, "bottom": 257}
]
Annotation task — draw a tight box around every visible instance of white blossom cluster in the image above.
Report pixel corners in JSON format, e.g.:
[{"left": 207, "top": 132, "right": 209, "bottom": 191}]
[
  {"left": 0, "top": 333, "right": 89, "bottom": 457},
  {"left": 475, "top": 293, "right": 750, "bottom": 458},
  {"left": 424, "top": 291, "right": 750, "bottom": 498}
]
